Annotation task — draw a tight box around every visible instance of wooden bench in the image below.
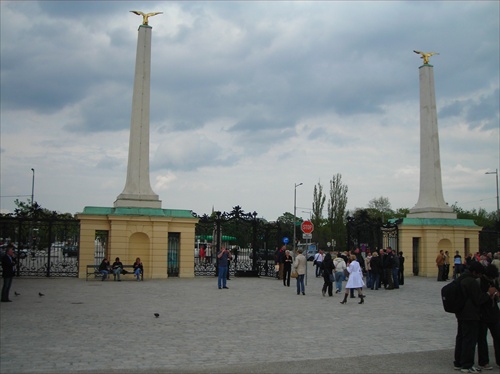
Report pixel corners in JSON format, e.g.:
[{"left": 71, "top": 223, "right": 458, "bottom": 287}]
[{"left": 86, "top": 265, "right": 144, "bottom": 281}]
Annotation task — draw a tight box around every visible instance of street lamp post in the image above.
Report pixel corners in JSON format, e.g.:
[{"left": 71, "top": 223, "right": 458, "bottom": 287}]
[
  {"left": 293, "top": 183, "right": 303, "bottom": 253},
  {"left": 30, "top": 168, "right": 35, "bottom": 250},
  {"left": 31, "top": 168, "right": 35, "bottom": 208},
  {"left": 485, "top": 169, "right": 499, "bottom": 220}
]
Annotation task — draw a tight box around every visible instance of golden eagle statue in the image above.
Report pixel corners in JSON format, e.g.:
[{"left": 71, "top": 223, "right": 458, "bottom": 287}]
[
  {"left": 130, "top": 11, "right": 163, "bottom": 26},
  {"left": 413, "top": 50, "right": 439, "bottom": 65}
]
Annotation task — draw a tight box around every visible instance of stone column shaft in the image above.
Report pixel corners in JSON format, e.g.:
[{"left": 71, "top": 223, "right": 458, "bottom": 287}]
[
  {"left": 408, "top": 64, "right": 456, "bottom": 219},
  {"left": 115, "top": 25, "right": 161, "bottom": 209}
]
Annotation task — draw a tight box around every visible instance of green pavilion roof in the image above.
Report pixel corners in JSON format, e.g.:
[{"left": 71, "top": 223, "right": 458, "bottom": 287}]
[
  {"left": 80, "top": 206, "right": 196, "bottom": 219},
  {"left": 390, "top": 218, "right": 478, "bottom": 227}
]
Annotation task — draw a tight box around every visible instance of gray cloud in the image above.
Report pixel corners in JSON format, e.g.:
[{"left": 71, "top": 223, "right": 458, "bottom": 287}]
[{"left": 0, "top": 1, "right": 498, "bottom": 217}]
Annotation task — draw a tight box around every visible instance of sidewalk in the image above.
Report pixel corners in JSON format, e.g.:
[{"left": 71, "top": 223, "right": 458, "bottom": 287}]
[{"left": 0, "top": 263, "right": 480, "bottom": 373}]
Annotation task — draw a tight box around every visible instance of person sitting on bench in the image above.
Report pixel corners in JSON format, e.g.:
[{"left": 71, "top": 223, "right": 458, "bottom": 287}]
[
  {"left": 112, "top": 257, "right": 123, "bottom": 281},
  {"left": 99, "top": 258, "right": 110, "bottom": 281},
  {"left": 133, "top": 257, "right": 143, "bottom": 281}
]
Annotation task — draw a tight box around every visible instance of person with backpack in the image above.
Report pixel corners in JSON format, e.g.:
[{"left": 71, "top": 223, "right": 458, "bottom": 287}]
[{"left": 453, "top": 262, "right": 497, "bottom": 373}]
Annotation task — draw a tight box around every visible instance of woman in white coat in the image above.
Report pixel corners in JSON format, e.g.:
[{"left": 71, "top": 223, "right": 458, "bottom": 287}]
[{"left": 340, "top": 254, "right": 365, "bottom": 304}]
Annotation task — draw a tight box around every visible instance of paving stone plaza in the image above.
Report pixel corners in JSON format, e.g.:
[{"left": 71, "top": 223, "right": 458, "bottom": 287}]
[{"left": 0, "top": 263, "right": 491, "bottom": 374}]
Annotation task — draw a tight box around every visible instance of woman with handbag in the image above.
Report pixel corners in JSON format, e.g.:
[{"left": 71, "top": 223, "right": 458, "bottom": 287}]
[
  {"left": 333, "top": 252, "right": 347, "bottom": 294},
  {"left": 293, "top": 249, "right": 307, "bottom": 295},
  {"left": 321, "top": 252, "right": 334, "bottom": 297}
]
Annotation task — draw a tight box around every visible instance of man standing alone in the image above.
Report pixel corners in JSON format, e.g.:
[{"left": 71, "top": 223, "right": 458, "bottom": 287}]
[
  {"left": 217, "top": 247, "right": 232, "bottom": 289},
  {"left": 1, "top": 244, "right": 16, "bottom": 302}
]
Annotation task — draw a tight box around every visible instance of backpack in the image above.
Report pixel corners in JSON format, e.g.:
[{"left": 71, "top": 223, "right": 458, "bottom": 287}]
[{"left": 441, "top": 277, "right": 466, "bottom": 313}]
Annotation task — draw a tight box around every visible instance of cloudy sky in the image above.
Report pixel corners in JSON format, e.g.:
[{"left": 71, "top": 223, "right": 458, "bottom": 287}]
[{"left": 1, "top": 1, "right": 499, "bottom": 221}]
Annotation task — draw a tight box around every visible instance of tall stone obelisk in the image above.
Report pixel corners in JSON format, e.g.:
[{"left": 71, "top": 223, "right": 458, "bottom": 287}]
[
  {"left": 407, "top": 55, "right": 456, "bottom": 219},
  {"left": 114, "top": 18, "right": 161, "bottom": 209}
]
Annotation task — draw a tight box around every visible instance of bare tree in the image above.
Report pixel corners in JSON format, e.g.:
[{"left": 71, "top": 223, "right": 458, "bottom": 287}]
[
  {"left": 368, "top": 196, "right": 392, "bottom": 212},
  {"left": 368, "top": 196, "right": 393, "bottom": 222}
]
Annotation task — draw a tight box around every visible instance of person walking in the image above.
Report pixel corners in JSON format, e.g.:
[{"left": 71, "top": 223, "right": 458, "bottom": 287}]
[
  {"left": 453, "top": 262, "right": 497, "bottom": 373},
  {"left": 217, "top": 247, "right": 232, "bottom": 289},
  {"left": 283, "top": 250, "right": 293, "bottom": 287},
  {"left": 293, "top": 249, "right": 307, "bottom": 295},
  {"left": 314, "top": 250, "right": 324, "bottom": 278},
  {"left": 333, "top": 252, "right": 347, "bottom": 294},
  {"left": 321, "top": 252, "right": 334, "bottom": 297},
  {"left": 1, "top": 244, "right": 16, "bottom": 302},
  {"left": 340, "top": 254, "right": 365, "bottom": 304}
]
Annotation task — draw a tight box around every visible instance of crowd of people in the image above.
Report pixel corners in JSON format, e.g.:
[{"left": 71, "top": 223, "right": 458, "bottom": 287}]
[
  {"left": 273, "top": 244, "right": 500, "bottom": 373},
  {"left": 274, "top": 245, "right": 405, "bottom": 300}
]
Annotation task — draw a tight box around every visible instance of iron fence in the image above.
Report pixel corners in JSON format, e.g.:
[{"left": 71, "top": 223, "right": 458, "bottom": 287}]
[{"left": 0, "top": 216, "right": 79, "bottom": 277}]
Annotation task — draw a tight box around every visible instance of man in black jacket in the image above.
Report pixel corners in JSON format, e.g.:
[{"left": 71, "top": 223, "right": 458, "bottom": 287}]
[
  {"left": 383, "top": 247, "right": 394, "bottom": 290},
  {"left": 1, "top": 244, "right": 16, "bottom": 302},
  {"left": 454, "top": 262, "right": 497, "bottom": 373}
]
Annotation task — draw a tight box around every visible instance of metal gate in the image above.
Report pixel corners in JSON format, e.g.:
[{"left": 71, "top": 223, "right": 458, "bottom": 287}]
[
  {"left": 168, "top": 233, "right": 180, "bottom": 277},
  {"left": 0, "top": 215, "right": 80, "bottom": 277},
  {"left": 346, "top": 213, "right": 399, "bottom": 253},
  {"left": 194, "top": 206, "right": 283, "bottom": 278}
]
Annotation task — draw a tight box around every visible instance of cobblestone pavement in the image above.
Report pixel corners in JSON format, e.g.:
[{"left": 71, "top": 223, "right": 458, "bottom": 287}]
[{"left": 0, "top": 263, "right": 490, "bottom": 373}]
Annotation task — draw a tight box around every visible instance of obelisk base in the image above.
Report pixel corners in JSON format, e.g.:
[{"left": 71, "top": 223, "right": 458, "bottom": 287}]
[
  {"left": 407, "top": 206, "right": 457, "bottom": 219},
  {"left": 114, "top": 194, "right": 162, "bottom": 209}
]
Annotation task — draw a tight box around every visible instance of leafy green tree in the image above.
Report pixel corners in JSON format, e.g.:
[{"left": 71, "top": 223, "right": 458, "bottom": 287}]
[
  {"left": 451, "top": 204, "right": 498, "bottom": 251},
  {"left": 312, "top": 182, "right": 326, "bottom": 227},
  {"left": 277, "top": 212, "right": 302, "bottom": 247},
  {"left": 393, "top": 208, "right": 410, "bottom": 218},
  {"left": 311, "top": 181, "right": 329, "bottom": 247},
  {"left": 0, "top": 200, "right": 77, "bottom": 251},
  {"left": 327, "top": 173, "right": 348, "bottom": 251}
]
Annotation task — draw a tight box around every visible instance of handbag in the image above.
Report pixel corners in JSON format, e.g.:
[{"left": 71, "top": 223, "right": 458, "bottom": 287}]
[
  {"left": 291, "top": 270, "right": 298, "bottom": 278},
  {"left": 329, "top": 273, "right": 335, "bottom": 282}
]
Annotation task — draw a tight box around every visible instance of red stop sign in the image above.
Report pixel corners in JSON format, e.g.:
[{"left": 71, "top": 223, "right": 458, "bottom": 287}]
[{"left": 301, "top": 220, "right": 314, "bottom": 234}]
